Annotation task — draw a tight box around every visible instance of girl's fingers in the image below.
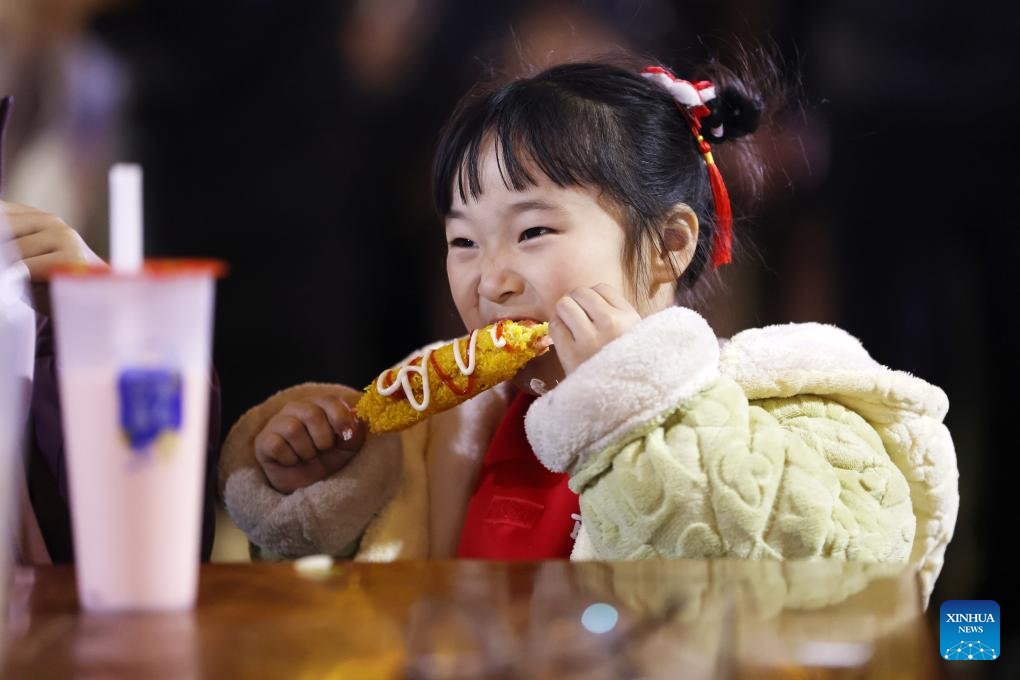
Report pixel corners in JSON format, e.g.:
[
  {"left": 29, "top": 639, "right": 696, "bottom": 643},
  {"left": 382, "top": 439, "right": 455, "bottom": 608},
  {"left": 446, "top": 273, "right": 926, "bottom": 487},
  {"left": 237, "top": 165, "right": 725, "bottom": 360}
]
[
  {"left": 546, "top": 318, "right": 576, "bottom": 374},
  {"left": 255, "top": 431, "right": 300, "bottom": 467},
  {"left": 554, "top": 295, "right": 592, "bottom": 341},
  {"left": 547, "top": 317, "right": 571, "bottom": 348},
  {"left": 334, "top": 419, "right": 365, "bottom": 451},
  {"left": 281, "top": 401, "right": 336, "bottom": 451},
  {"left": 591, "top": 283, "right": 633, "bottom": 311},
  {"left": 269, "top": 415, "right": 318, "bottom": 462},
  {"left": 549, "top": 286, "right": 642, "bottom": 377},
  {"left": 568, "top": 287, "right": 618, "bottom": 330},
  {"left": 311, "top": 396, "right": 353, "bottom": 433},
  {"left": 312, "top": 397, "right": 366, "bottom": 451}
]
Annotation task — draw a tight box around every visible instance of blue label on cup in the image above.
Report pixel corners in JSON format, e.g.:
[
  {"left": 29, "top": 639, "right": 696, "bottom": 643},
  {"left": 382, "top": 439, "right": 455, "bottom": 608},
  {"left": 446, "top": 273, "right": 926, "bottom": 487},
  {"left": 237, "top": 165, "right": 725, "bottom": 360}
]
[{"left": 118, "top": 367, "right": 182, "bottom": 452}]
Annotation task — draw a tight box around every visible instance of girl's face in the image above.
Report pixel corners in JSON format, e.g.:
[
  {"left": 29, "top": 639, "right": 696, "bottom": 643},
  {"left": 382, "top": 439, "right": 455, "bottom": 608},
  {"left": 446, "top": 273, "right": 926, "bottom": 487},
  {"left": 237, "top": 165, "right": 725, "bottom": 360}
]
[{"left": 445, "top": 146, "right": 650, "bottom": 394}]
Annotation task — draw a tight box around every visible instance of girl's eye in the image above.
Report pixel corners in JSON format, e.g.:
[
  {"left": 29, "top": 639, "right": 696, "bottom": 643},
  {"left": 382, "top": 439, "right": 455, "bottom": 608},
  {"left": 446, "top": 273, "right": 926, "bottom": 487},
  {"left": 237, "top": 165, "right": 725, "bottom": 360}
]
[
  {"left": 449, "top": 237, "right": 476, "bottom": 249},
  {"left": 520, "top": 227, "right": 554, "bottom": 242}
]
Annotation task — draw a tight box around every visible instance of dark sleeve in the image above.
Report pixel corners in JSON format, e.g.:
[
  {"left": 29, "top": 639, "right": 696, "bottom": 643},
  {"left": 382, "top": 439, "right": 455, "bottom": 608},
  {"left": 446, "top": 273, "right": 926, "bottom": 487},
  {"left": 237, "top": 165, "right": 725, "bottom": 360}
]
[
  {"left": 0, "top": 95, "right": 11, "bottom": 191},
  {"left": 201, "top": 368, "right": 223, "bottom": 561},
  {"left": 28, "top": 313, "right": 74, "bottom": 563},
  {"left": 28, "top": 312, "right": 223, "bottom": 563}
]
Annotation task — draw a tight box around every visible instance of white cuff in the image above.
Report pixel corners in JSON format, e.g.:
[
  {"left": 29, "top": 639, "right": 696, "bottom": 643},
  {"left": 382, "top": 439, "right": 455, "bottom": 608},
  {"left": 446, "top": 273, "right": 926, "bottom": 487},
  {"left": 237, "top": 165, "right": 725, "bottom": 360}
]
[{"left": 524, "top": 306, "right": 720, "bottom": 475}]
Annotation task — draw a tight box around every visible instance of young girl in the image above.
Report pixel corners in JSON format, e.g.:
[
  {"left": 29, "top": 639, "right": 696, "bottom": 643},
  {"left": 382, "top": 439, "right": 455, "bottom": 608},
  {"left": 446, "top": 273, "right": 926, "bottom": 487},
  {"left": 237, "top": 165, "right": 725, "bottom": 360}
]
[{"left": 219, "top": 59, "right": 958, "bottom": 604}]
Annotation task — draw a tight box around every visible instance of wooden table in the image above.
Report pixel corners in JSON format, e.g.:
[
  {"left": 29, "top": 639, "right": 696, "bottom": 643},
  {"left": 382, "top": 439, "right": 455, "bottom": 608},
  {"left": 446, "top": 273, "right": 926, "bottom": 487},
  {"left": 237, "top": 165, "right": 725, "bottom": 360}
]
[{"left": 3, "top": 560, "right": 939, "bottom": 679}]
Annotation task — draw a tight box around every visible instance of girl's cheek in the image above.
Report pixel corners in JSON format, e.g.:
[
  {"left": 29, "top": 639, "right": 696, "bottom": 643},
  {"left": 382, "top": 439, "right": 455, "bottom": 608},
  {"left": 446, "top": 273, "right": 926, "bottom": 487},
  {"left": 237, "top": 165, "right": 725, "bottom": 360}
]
[
  {"left": 449, "top": 270, "right": 483, "bottom": 323},
  {"left": 537, "top": 255, "right": 580, "bottom": 301},
  {"left": 446, "top": 266, "right": 468, "bottom": 303},
  {"left": 451, "top": 278, "right": 472, "bottom": 309}
]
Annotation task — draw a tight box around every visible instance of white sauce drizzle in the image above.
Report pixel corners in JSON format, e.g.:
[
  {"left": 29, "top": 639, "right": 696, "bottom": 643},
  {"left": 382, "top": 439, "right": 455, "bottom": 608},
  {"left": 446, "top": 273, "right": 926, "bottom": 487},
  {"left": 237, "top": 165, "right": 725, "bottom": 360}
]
[
  {"left": 453, "top": 329, "right": 479, "bottom": 375},
  {"left": 399, "top": 348, "right": 432, "bottom": 411},
  {"left": 376, "top": 322, "right": 514, "bottom": 413},
  {"left": 489, "top": 325, "right": 507, "bottom": 348}
]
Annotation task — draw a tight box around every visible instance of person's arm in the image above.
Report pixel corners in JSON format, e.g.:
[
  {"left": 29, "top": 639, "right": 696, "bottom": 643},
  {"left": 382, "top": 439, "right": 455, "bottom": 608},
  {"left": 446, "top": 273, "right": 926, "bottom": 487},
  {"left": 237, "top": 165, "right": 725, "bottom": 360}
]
[
  {"left": 565, "top": 378, "right": 916, "bottom": 561},
  {"left": 218, "top": 383, "right": 404, "bottom": 559},
  {"left": 525, "top": 307, "right": 957, "bottom": 602}
]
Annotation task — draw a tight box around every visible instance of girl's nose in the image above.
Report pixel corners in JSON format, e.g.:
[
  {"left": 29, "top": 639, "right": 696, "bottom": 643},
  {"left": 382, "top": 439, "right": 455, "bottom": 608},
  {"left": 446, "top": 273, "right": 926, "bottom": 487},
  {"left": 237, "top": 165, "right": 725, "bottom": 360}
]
[{"left": 477, "top": 255, "right": 524, "bottom": 304}]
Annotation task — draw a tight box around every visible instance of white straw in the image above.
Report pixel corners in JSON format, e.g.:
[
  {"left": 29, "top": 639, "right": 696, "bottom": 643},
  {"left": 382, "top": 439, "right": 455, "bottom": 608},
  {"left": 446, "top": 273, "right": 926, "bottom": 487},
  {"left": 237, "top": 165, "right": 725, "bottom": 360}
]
[{"left": 109, "top": 163, "right": 143, "bottom": 272}]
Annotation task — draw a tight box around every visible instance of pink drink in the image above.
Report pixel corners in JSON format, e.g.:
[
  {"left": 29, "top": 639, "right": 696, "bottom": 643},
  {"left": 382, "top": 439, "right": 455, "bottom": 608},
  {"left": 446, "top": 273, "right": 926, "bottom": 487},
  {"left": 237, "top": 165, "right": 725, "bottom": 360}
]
[
  {"left": 51, "top": 261, "right": 222, "bottom": 612},
  {"left": 61, "top": 368, "right": 208, "bottom": 610}
]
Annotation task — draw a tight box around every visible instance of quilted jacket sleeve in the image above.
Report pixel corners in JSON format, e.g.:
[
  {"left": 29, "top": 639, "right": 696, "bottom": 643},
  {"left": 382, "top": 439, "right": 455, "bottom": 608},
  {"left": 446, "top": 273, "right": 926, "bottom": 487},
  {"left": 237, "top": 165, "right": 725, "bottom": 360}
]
[
  {"left": 525, "top": 306, "right": 957, "bottom": 604},
  {"left": 564, "top": 378, "right": 915, "bottom": 564}
]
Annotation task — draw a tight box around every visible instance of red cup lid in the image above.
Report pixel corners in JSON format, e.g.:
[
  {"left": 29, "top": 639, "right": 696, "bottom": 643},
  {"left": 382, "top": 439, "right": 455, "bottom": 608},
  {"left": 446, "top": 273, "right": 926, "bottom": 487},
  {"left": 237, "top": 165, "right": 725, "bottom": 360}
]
[{"left": 52, "top": 259, "right": 227, "bottom": 279}]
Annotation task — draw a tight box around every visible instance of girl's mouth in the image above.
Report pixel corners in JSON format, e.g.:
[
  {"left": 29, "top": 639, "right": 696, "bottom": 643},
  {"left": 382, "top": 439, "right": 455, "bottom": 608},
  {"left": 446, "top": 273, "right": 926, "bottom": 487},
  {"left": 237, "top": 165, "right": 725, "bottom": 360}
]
[{"left": 486, "top": 316, "right": 545, "bottom": 327}]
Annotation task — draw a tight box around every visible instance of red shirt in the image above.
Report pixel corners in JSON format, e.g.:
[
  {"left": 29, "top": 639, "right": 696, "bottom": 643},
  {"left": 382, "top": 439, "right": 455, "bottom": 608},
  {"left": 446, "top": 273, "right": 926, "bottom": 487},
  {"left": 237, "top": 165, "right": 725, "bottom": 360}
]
[{"left": 457, "top": 390, "right": 580, "bottom": 559}]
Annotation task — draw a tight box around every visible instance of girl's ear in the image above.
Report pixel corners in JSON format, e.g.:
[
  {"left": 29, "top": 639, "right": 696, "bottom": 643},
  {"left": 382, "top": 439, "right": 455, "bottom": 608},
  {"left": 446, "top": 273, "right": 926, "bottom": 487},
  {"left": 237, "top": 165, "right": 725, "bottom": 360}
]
[{"left": 650, "top": 204, "right": 699, "bottom": 285}]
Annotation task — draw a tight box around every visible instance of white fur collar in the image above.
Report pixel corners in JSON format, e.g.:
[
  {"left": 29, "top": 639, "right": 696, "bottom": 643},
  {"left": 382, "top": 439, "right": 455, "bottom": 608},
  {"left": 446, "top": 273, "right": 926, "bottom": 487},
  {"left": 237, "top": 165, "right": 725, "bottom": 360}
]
[
  {"left": 720, "top": 322, "right": 948, "bottom": 420},
  {"left": 525, "top": 306, "right": 720, "bottom": 474},
  {"left": 525, "top": 307, "right": 949, "bottom": 474}
]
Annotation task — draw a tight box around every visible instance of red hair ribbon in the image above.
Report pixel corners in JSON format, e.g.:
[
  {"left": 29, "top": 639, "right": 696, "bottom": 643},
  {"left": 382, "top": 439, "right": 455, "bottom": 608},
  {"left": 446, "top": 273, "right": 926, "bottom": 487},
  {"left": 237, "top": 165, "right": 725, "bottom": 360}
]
[{"left": 641, "top": 66, "right": 733, "bottom": 268}]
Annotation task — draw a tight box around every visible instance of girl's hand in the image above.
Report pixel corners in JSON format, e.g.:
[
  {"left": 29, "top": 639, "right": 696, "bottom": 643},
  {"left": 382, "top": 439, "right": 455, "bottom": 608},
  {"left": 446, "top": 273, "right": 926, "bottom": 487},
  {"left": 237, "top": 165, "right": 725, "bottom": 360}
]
[
  {"left": 1, "top": 200, "right": 105, "bottom": 281},
  {"left": 254, "top": 396, "right": 367, "bottom": 494},
  {"left": 549, "top": 283, "right": 643, "bottom": 375}
]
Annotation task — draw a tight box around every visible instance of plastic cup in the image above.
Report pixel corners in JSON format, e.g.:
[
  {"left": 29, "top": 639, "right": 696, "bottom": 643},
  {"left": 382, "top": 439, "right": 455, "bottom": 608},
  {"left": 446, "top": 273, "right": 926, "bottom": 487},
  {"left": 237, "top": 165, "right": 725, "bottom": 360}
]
[{"left": 51, "top": 260, "right": 224, "bottom": 612}]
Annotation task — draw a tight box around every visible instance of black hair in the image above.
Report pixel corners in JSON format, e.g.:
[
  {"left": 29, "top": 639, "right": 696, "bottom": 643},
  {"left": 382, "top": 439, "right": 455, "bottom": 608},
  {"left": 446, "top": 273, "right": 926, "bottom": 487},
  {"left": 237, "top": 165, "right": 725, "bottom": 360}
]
[{"left": 432, "top": 57, "right": 768, "bottom": 300}]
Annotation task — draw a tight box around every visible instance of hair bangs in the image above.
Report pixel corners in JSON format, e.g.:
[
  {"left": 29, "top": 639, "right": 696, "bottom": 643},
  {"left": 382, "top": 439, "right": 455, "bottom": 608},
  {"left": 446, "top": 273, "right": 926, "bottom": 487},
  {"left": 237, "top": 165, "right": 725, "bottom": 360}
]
[{"left": 434, "top": 82, "right": 611, "bottom": 216}]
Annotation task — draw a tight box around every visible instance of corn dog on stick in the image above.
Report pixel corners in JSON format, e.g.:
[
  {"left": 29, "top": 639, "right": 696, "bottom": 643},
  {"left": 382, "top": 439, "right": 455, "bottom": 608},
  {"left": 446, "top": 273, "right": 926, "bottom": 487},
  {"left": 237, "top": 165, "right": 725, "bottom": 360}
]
[{"left": 356, "top": 320, "right": 549, "bottom": 433}]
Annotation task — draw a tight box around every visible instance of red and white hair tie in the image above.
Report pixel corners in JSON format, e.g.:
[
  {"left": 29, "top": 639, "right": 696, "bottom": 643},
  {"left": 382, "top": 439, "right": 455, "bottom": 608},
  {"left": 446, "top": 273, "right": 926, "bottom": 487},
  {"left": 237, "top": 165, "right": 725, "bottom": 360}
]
[
  {"left": 641, "top": 66, "right": 723, "bottom": 138},
  {"left": 641, "top": 66, "right": 733, "bottom": 268}
]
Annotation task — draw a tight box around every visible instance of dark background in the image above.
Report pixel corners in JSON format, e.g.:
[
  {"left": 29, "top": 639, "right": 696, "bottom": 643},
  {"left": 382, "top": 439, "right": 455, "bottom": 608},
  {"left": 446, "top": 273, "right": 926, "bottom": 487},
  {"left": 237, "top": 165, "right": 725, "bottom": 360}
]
[{"left": 2, "top": 1, "right": 1016, "bottom": 675}]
